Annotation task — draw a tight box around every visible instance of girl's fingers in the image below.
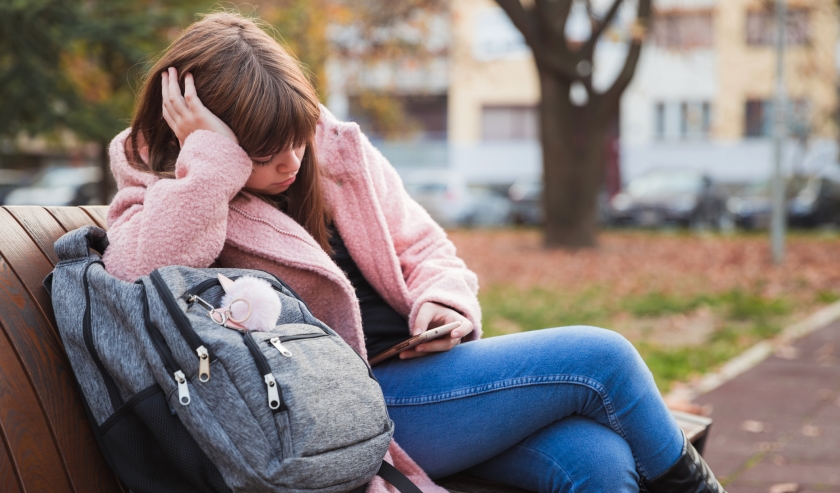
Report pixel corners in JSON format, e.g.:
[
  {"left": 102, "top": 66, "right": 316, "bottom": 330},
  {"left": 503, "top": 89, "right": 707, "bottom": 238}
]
[
  {"left": 161, "top": 101, "right": 173, "bottom": 127},
  {"left": 161, "top": 71, "right": 171, "bottom": 113},
  {"left": 415, "top": 337, "right": 462, "bottom": 353},
  {"left": 183, "top": 73, "right": 202, "bottom": 109},
  {"left": 166, "top": 67, "right": 187, "bottom": 117}
]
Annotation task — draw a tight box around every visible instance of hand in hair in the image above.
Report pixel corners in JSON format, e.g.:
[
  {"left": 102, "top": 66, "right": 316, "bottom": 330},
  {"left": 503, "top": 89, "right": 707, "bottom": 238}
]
[{"left": 161, "top": 67, "right": 238, "bottom": 147}]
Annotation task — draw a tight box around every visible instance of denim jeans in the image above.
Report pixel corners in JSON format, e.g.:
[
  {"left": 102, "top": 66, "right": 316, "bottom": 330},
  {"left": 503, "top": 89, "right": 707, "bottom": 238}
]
[{"left": 372, "top": 326, "right": 684, "bottom": 493}]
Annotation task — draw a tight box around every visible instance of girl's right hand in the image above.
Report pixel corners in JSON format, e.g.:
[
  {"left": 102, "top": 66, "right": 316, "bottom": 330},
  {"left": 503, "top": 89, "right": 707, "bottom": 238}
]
[{"left": 161, "top": 67, "right": 238, "bottom": 147}]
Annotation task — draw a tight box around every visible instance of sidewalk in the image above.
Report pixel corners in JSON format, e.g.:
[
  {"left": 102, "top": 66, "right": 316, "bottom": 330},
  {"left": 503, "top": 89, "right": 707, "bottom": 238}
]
[{"left": 694, "top": 319, "right": 840, "bottom": 493}]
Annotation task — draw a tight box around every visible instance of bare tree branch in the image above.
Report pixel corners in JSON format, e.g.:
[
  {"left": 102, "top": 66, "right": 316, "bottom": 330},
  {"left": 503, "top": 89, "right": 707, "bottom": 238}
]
[
  {"left": 580, "top": 0, "right": 624, "bottom": 57},
  {"left": 497, "top": 0, "right": 579, "bottom": 80},
  {"left": 601, "top": 0, "right": 652, "bottom": 108},
  {"left": 495, "top": 0, "right": 538, "bottom": 45},
  {"left": 533, "top": 0, "right": 574, "bottom": 40}
]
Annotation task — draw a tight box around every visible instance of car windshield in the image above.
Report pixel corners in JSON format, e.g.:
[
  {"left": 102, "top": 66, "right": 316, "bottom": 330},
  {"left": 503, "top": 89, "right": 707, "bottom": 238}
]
[
  {"left": 34, "top": 167, "right": 100, "bottom": 187},
  {"left": 628, "top": 172, "right": 702, "bottom": 196}
]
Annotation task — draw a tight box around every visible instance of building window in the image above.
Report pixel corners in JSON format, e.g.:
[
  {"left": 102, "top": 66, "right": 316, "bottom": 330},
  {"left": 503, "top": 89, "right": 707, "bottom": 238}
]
[
  {"left": 481, "top": 105, "right": 539, "bottom": 141},
  {"left": 744, "top": 99, "right": 811, "bottom": 138},
  {"left": 745, "top": 100, "right": 769, "bottom": 137},
  {"left": 746, "top": 9, "right": 810, "bottom": 46},
  {"left": 655, "top": 101, "right": 711, "bottom": 140},
  {"left": 348, "top": 94, "right": 448, "bottom": 141},
  {"left": 653, "top": 11, "right": 713, "bottom": 49}
]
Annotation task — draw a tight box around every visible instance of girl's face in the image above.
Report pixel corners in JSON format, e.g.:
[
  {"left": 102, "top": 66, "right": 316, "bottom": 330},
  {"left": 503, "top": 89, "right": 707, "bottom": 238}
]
[{"left": 244, "top": 145, "right": 306, "bottom": 194}]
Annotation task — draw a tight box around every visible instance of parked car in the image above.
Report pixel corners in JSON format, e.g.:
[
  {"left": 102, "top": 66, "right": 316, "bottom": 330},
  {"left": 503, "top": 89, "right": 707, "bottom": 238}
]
[
  {"left": 608, "top": 169, "right": 725, "bottom": 228},
  {"left": 726, "top": 180, "right": 773, "bottom": 230},
  {"left": 508, "top": 174, "right": 543, "bottom": 225},
  {"left": 4, "top": 166, "right": 102, "bottom": 206},
  {"left": 401, "top": 170, "right": 511, "bottom": 227},
  {"left": 0, "top": 169, "right": 32, "bottom": 205},
  {"left": 788, "top": 165, "right": 840, "bottom": 227}
]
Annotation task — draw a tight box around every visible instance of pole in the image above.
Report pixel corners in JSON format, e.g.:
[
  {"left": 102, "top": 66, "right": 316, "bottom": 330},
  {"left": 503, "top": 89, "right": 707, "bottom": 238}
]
[{"left": 771, "top": 0, "right": 787, "bottom": 264}]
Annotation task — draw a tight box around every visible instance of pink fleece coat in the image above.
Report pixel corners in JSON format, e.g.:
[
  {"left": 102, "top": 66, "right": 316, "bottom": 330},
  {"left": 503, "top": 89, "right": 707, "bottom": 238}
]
[{"left": 103, "top": 106, "right": 482, "bottom": 492}]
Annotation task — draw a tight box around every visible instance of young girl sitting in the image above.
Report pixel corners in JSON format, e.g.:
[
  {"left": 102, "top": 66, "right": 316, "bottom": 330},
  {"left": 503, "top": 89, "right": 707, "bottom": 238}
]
[{"left": 103, "top": 11, "right": 725, "bottom": 493}]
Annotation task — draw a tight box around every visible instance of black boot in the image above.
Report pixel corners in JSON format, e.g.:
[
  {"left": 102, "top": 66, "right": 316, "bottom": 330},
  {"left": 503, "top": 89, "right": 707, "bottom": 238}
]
[{"left": 641, "top": 432, "right": 726, "bottom": 493}]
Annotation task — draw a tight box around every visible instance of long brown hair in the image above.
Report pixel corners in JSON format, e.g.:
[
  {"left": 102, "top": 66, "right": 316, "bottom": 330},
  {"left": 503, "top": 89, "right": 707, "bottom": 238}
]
[{"left": 128, "top": 12, "right": 331, "bottom": 251}]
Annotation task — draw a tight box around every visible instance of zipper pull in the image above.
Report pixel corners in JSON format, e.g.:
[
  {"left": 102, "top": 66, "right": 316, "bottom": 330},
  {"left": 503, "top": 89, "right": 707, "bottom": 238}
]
[
  {"left": 264, "top": 374, "right": 281, "bottom": 410},
  {"left": 174, "top": 370, "right": 191, "bottom": 406},
  {"left": 189, "top": 294, "right": 215, "bottom": 311},
  {"left": 196, "top": 346, "right": 211, "bottom": 382},
  {"left": 270, "top": 337, "right": 292, "bottom": 357}
]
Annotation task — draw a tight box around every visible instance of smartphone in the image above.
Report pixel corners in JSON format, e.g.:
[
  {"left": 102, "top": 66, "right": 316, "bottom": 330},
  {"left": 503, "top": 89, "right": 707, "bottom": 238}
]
[{"left": 367, "top": 321, "right": 462, "bottom": 366}]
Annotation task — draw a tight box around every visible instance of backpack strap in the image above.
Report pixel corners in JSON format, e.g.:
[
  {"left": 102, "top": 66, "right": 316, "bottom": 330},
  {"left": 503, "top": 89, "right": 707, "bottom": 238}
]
[
  {"left": 348, "top": 461, "right": 423, "bottom": 493},
  {"left": 376, "top": 461, "right": 423, "bottom": 493},
  {"left": 54, "top": 225, "right": 109, "bottom": 262}
]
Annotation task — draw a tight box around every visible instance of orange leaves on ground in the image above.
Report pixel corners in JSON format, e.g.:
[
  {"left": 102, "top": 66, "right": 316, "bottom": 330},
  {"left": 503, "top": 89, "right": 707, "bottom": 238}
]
[{"left": 449, "top": 230, "right": 840, "bottom": 304}]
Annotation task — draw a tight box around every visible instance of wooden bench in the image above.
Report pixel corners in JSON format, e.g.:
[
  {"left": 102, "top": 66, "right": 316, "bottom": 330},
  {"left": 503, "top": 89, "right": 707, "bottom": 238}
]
[{"left": 0, "top": 205, "right": 711, "bottom": 492}]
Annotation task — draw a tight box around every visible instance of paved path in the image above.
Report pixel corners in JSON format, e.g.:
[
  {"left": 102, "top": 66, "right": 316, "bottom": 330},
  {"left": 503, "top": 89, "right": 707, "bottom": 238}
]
[{"left": 695, "top": 320, "right": 840, "bottom": 493}]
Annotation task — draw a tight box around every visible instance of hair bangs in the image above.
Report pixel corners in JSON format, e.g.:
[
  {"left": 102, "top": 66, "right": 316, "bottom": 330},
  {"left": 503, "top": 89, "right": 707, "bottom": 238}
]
[{"left": 234, "top": 69, "right": 319, "bottom": 159}]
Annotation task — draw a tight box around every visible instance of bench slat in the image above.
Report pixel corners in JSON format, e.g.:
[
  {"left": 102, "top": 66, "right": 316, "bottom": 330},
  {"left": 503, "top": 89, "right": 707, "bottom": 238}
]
[
  {"left": 0, "top": 212, "right": 124, "bottom": 493},
  {"left": 0, "top": 436, "right": 24, "bottom": 493},
  {"left": 0, "top": 320, "right": 74, "bottom": 492},
  {"left": 80, "top": 205, "right": 109, "bottom": 229},
  {"left": 0, "top": 208, "right": 59, "bottom": 327},
  {"left": 45, "top": 206, "right": 105, "bottom": 232},
  {"left": 4, "top": 206, "right": 68, "bottom": 265}
]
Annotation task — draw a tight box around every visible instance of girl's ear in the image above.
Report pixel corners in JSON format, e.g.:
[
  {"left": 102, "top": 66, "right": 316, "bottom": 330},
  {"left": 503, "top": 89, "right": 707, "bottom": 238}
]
[{"left": 218, "top": 274, "right": 236, "bottom": 293}]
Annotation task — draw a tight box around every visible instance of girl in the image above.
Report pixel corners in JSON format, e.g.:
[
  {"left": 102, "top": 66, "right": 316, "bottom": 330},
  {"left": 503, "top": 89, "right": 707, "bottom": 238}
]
[{"left": 104, "top": 12, "right": 725, "bottom": 493}]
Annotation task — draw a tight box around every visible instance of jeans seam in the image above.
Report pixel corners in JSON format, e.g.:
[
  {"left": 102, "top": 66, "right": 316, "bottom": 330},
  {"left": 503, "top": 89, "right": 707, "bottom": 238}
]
[{"left": 384, "top": 374, "right": 633, "bottom": 464}]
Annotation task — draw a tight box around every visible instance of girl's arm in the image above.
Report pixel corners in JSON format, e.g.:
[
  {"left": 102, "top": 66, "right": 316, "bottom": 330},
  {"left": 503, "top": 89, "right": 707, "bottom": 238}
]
[
  {"left": 358, "top": 130, "right": 483, "bottom": 341},
  {"left": 103, "top": 129, "right": 252, "bottom": 281},
  {"left": 104, "top": 68, "right": 251, "bottom": 281}
]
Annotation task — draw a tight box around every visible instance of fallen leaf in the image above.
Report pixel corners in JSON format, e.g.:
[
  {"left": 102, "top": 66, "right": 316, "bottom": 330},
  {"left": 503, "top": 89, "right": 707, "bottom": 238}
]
[
  {"left": 775, "top": 346, "right": 800, "bottom": 360},
  {"left": 742, "top": 420, "right": 765, "bottom": 433},
  {"left": 773, "top": 454, "right": 787, "bottom": 466},
  {"left": 802, "top": 424, "right": 821, "bottom": 437},
  {"left": 769, "top": 483, "right": 798, "bottom": 493},
  {"left": 665, "top": 397, "right": 712, "bottom": 416}
]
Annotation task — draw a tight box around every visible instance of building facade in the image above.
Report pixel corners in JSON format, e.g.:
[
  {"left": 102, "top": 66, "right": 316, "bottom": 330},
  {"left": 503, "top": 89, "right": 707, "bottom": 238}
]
[{"left": 327, "top": 0, "right": 839, "bottom": 185}]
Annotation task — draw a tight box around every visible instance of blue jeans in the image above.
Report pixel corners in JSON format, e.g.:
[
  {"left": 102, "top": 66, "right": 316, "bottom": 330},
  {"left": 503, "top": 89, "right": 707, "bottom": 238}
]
[{"left": 372, "top": 326, "right": 684, "bottom": 493}]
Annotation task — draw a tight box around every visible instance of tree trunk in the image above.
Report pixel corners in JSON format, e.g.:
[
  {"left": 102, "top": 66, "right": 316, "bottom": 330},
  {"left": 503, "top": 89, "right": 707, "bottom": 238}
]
[
  {"left": 539, "top": 72, "right": 610, "bottom": 248},
  {"left": 97, "top": 140, "right": 114, "bottom": 205}
]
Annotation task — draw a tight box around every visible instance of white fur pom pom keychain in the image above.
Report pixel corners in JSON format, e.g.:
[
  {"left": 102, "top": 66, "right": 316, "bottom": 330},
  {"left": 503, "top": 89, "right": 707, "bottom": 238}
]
[{"left": 217, "top": 274, "right": 282, "bottom": 332}]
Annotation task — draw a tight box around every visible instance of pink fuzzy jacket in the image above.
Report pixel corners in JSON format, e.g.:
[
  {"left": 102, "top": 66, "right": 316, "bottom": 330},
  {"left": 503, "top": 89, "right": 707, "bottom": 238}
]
[{"left": 103, "top": 106, "right": 482, "bottom": 492}]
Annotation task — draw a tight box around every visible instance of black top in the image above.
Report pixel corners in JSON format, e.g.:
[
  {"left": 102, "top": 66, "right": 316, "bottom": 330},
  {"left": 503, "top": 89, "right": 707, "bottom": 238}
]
[{"left": 329, "top": 228, "right": 411, "bottom": 356}]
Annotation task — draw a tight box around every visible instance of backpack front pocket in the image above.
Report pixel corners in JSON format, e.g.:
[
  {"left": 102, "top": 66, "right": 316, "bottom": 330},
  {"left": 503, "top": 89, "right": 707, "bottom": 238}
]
[{"left": 253, "top": 330, "right": 391, "bottom": 459}]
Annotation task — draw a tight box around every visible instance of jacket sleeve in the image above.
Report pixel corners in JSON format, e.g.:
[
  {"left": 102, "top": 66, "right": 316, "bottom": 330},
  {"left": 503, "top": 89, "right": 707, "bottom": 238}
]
[
  {"left": 103, "top": 130, "right": 253, "bottom": 281},
  {"left": 359, "top": 132, "right": 482, "bottom": 341}
]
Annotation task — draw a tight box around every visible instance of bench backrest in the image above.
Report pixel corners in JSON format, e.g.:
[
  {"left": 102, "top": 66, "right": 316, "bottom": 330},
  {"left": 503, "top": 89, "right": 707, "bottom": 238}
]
[{"left": 0, "top": 206, "right": 124, "bottom": 493}]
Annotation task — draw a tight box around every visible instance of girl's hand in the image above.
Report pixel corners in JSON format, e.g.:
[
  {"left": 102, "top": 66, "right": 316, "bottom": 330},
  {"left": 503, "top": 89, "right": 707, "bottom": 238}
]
[
  {"left": 161, "top": 67, "right": 238, "bottom": 147},
  {"left": 399, "top": 302, "right": 474, "bottom": 360}
]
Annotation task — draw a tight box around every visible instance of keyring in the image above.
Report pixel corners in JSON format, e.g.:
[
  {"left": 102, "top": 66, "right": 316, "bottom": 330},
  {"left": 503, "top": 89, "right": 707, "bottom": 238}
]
[
  {"left": 209, "top": 309, "right": 228, "bottom": 325},
  {"left": 227, "top": 298, "right": 252, "bottom": 324}
]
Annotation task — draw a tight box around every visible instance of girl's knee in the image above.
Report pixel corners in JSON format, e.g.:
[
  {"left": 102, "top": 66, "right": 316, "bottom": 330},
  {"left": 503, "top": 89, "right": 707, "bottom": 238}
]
[{"left": 563, "top": 326, "right": 642, "bottom": 366}]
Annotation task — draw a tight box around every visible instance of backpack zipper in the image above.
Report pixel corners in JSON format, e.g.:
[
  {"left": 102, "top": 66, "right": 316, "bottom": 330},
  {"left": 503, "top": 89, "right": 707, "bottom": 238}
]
[
  {"left": 267, "top": 333, "right": 329, "bottom": 357},
  {"left": 150, "top": 269, "right": 215, "bottom": 382},
  {"left": 242, "top": 332, "right": 286, "bottom": 413},
  {"left": 140, "top": 284, "right": 191, "bottom": 406},
  {"left": 83, "top": 261, "right": 125, "bottom": 411}
]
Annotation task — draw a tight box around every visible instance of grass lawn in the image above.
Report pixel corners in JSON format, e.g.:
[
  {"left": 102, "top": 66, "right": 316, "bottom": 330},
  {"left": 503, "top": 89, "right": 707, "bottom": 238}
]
[{"left": 449, "top": 228, "right": 840, "bottom": 392}]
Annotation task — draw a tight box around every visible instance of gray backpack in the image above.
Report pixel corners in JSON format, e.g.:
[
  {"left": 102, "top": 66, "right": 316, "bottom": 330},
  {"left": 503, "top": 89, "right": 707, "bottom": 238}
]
[{"left": 46, "top": 226, "right": 419, "bottom": 493}]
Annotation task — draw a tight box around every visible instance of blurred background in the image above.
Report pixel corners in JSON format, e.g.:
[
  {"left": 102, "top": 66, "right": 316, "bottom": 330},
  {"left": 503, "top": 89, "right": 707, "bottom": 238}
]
[{"left": 2, "top": 0, "right": 840, "bottom": 489}]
